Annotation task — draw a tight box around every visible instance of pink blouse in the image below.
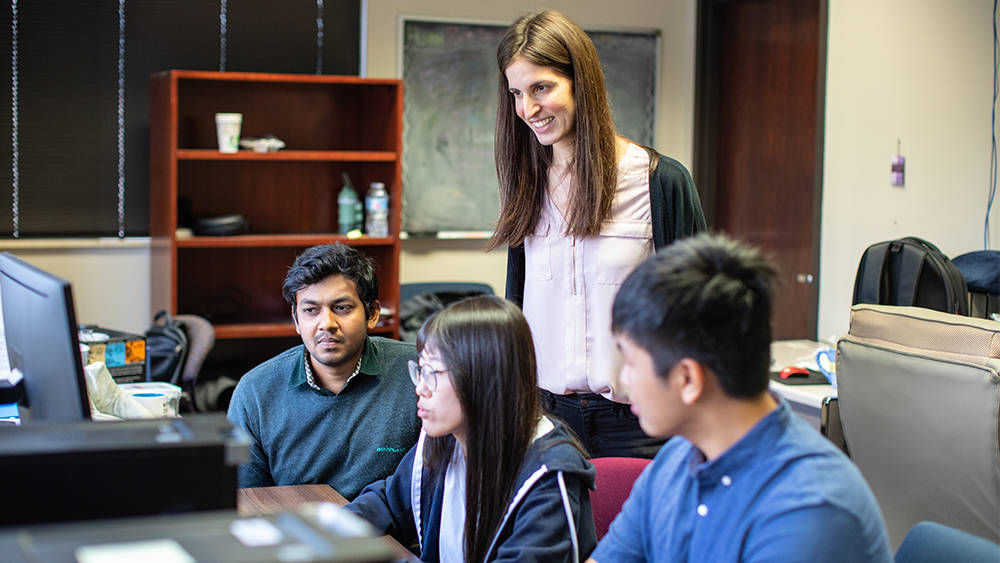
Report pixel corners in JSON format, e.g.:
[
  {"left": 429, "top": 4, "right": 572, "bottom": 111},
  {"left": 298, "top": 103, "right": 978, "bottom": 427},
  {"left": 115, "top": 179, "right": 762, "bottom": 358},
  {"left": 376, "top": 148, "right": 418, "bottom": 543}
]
[{"left": 522, "top": 143, "right": 653, "bottom": 401}]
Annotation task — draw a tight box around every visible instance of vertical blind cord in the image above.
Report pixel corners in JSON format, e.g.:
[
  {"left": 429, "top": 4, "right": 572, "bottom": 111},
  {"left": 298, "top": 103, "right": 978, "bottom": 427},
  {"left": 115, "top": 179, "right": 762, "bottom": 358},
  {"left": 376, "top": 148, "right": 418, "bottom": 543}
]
[
  {"left": 219, "top": 0, "right": 228, "bottom": 72},
  {"left": 9, "top": 0, "right": 18, "bottom": 238},
  {"left": 988, "top": 0, "right": 998, "bottom": 249},
  {"left": 117, "top": 0, "right": 126, "bottom": 238},
  {"left": 8, "top": 3, "right": 345, "bottom": 237},
  {"left": 315, "top": 0, "right": 324, "bottom": 75},
  {"left": 11, "top": 0, "right": 129, "bottom": 238}
]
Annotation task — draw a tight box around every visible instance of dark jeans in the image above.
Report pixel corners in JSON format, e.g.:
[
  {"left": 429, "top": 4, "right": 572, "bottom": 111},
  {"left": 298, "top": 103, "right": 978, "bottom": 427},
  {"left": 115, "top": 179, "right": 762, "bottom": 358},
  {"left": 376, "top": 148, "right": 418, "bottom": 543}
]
[{"left": 540, "top": 389, "right": 666, "bottom": 459}]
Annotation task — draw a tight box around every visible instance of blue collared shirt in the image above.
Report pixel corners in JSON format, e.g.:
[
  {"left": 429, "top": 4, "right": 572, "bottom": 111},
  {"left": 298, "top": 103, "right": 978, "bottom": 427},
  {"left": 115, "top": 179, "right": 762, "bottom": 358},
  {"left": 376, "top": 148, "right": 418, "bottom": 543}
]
[{"left": 592, "top": 398, "right": 893, "bottom": 563}]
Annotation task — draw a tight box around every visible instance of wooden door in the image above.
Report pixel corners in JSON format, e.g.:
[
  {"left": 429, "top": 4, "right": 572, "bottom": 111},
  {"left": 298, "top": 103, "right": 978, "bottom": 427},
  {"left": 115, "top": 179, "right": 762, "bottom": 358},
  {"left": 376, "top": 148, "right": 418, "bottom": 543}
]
[{"left": 695, "top": 0, "right": 826, "bottom": 339}]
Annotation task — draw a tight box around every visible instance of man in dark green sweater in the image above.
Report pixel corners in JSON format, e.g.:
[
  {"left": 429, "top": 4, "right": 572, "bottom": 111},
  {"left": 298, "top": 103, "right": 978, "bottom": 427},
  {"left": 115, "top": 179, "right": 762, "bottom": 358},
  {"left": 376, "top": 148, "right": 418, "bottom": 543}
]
[{"left": 228, "top": 243, "right": 419, "bottom": 500}]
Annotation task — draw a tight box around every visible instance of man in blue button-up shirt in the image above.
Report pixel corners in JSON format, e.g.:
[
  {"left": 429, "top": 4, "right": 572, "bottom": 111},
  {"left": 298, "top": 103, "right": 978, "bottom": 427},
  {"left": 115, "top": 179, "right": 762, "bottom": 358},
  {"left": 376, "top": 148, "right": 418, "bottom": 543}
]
[{"left": 589, "top": 234, "right": 893, "bottom": 563}]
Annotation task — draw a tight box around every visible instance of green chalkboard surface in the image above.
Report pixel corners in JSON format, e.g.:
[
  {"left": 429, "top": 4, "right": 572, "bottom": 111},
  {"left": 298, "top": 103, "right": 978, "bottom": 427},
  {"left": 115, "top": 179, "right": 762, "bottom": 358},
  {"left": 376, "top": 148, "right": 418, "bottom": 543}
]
[{"left": 401, "top": 19, "right": 658, "bottom": 234}]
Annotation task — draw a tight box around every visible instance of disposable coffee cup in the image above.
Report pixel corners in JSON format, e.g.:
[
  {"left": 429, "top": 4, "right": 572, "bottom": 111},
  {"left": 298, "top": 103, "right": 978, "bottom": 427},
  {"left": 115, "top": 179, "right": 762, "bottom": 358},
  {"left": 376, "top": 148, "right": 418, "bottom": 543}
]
[
  {"left": 215, "top": 112, "right": 243, "bottom": 153},
  {"left": 121, "top": 382, "right": 182, "bottom": 418},
  {"left": 132, "top": 392, "right": 169, "bottom": 417}
]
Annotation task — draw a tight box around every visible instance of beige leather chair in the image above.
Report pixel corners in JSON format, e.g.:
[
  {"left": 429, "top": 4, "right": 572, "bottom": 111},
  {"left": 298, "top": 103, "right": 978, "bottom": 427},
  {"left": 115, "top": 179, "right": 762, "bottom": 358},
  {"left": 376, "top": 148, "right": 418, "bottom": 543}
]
[{"left": 836, "top": 304, "right": 1000, "bottom": 550}]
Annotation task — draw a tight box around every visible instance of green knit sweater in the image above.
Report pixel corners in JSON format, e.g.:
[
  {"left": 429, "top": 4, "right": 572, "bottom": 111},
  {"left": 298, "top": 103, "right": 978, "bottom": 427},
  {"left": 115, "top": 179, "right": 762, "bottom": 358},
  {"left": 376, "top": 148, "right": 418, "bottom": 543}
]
[{"left": 227, "top": 336, "right": 419, "bottom": 500}]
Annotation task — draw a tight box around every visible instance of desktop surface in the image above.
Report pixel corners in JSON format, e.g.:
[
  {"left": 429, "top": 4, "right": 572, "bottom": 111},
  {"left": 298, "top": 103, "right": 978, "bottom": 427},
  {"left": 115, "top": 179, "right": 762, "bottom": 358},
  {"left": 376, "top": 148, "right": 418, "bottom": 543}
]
[
  {"left": 769, "top": 379, "right": 836, "bottom": 431},
  {"left": 769, "top": 339, "right": 838, "bottom": 430},
  {"left": 238, "top": 484, "right": 417, "bottom": 561},
  {"left": 238, "top": 484, "right": 348, "bottom": 516}
]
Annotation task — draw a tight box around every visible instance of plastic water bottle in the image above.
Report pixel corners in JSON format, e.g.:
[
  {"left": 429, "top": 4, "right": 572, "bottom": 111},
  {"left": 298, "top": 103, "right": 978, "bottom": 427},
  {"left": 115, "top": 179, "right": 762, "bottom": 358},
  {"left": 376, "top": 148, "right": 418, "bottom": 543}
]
[
  {"left": 365, "top": 182, "right": 390, "bottom": 237},
  {"left": 338, "top": 173, "right": 362, "bottom": 234}
]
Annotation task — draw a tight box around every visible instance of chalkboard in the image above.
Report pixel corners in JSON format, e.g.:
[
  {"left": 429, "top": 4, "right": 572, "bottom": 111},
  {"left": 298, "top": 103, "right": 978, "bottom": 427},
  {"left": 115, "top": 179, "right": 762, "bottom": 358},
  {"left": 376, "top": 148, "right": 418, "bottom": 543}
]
[{"left": 401, "top": 19, "right": 658, "bottom": 234}]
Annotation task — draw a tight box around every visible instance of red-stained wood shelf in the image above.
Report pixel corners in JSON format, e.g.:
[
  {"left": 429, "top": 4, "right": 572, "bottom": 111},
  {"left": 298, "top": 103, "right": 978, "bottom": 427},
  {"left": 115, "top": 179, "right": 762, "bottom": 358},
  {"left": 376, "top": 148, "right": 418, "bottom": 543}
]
[
  {"left": 176, "top": 149, "right": 397, "bottom": 162},
  {"left": 175, "top": 234, "right": 395, "bottom": 248},
  {"left": 150, "top": 70, "right": 404, "bottom": 374},
  {"left": 214, "top": 320, "right": 397, "bottom": 340}
]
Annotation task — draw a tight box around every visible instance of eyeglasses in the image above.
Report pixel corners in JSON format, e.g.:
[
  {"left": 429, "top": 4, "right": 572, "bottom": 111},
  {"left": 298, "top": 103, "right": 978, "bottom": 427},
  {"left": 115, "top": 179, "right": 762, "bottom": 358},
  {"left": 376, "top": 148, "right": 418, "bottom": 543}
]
[{"left": 407, "top": 360, "right": 445, "bottom": 391}]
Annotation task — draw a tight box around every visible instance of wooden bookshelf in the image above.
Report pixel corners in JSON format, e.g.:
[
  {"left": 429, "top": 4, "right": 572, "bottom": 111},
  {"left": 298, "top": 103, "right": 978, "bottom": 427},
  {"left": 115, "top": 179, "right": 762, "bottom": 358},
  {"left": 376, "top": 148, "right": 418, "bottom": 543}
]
[{"left": 149, "top": 70, "right": 403, "bottom": 374}]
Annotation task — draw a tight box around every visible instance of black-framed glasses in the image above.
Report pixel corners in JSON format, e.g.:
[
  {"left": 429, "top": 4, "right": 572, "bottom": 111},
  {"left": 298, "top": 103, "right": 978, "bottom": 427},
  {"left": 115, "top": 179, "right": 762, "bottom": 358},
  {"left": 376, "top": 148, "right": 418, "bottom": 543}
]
[{"left": 407, "top": 360, "right": 444, "bottom": 391}]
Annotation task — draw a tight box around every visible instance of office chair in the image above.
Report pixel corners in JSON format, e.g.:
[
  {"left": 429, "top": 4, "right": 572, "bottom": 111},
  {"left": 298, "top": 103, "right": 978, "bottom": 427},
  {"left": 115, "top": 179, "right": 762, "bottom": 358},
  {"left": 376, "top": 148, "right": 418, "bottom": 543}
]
[
  {"left": 952, "top": 250, "right": 1000, "bottom": 320},
  {"left": 836, "top": 304, "right": 1000, "bottom": 550},
  {"left": 589, "top": 456, "right": 651, "bottom": 540},
  {"left": 398, "top": 282, "right": 495, "bottom": 342},
  {"left": 399, "top": 282, "right": 495, "bottom": 304},
  {"left": 819, "top": 396, "right": 849, "bottom": 455},
  {"left": 895, "top": 522, "right": 1000, "bottom": 563},
  {"left": 173, "top": 314, "right": 216, "bottom": 411}
]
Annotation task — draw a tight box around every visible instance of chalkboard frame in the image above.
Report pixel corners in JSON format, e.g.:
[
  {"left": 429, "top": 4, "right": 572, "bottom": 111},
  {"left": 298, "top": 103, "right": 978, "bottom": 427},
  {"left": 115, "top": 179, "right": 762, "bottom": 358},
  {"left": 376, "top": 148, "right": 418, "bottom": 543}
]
[{"left": 399, "top": 17, "right": 660, "bottom": 236}]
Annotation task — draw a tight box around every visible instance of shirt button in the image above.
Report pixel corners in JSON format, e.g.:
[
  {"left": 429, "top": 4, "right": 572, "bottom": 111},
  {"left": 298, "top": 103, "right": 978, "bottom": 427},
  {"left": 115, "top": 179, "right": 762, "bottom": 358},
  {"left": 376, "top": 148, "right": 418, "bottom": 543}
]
[
  {"left": 697, "top": 504, "right": 708, "bottom": 517},
  {"left": 721, "top": 475, "right": 733, "bottom": 486}
]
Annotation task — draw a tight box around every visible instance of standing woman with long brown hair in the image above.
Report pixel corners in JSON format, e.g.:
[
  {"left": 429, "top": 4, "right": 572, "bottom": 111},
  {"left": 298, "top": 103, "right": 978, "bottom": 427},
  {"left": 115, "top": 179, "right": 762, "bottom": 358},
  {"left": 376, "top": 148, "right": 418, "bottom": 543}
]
[{"left": 487, "top": 9, "right": 706, "bottom": 459}]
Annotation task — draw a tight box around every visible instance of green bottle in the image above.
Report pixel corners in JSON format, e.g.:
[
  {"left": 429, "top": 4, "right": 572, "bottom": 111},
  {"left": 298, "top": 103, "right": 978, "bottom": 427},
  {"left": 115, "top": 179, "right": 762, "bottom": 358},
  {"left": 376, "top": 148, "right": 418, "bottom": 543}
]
[{"left": 337, "top": 172, "right": 362, "bottom": 234}]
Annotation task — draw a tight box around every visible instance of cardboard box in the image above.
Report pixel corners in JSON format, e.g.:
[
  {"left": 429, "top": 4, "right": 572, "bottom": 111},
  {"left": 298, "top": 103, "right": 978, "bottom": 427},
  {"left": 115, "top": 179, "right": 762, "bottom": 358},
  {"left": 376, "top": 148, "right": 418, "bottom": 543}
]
[{"left": 79, "top": 326, "right": 146, "bottom": 384}]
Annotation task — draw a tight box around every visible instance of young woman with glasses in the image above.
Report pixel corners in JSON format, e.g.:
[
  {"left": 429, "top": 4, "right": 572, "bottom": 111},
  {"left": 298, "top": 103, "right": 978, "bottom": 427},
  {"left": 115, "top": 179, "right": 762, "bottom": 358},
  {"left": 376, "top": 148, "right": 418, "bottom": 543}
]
[{"left": 346, "top": 295, "right": 596, "bottom": 562}]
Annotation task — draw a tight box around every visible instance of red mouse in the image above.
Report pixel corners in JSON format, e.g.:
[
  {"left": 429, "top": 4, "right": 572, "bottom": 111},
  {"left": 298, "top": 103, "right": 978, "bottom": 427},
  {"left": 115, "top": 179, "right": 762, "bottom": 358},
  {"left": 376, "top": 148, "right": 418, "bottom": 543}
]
[{"left": 779, "top": 366, "right": 810, "bottom": 379}]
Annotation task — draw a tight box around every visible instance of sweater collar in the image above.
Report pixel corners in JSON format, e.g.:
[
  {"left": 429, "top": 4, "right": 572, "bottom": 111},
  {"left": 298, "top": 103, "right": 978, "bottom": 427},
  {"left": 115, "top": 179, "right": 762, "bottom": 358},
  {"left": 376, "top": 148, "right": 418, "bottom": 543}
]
[{"left": 288, "top": 336, "right": 384, "bottom": 391}]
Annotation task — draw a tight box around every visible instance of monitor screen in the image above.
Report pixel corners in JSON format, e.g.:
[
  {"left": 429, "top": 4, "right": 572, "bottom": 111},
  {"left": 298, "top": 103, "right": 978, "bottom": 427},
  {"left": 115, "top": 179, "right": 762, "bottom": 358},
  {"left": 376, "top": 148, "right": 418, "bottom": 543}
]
[{"left": 0, "top": 253, "right": 90, "bottom": 423}]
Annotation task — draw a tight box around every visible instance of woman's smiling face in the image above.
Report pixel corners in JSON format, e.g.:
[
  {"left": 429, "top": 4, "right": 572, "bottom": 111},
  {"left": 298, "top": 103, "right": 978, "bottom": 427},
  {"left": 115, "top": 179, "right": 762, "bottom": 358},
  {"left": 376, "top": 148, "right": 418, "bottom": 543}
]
[{"left": 505, "top": 57, "right": 576, "bottom": 154}]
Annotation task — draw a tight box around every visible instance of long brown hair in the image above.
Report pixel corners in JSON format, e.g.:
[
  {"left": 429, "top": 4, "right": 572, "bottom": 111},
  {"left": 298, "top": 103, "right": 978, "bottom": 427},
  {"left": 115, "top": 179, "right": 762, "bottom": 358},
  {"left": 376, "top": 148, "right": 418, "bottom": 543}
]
[
  {"left": 488, "top": 9, "right": 619, "bottom": 250},
  {"left": 416, "top": 296, "right": 541, "bottom": 562}
]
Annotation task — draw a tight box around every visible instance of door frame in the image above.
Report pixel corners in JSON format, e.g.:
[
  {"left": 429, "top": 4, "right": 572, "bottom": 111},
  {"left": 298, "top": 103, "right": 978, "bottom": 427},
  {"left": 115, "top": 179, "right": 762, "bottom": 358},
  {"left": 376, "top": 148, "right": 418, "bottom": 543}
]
[{"left": 692, "top": 0, "right": 829, "bottom": 339}]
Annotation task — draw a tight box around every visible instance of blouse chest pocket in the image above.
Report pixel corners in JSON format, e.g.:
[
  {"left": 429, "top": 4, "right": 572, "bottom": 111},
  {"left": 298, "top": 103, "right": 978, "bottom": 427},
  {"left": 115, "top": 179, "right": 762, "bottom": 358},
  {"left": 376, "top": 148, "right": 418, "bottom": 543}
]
[
  {"left": 523, "top": 224, "right": 553, "bottom": 281},
  {"left": 594, "top": 221, "right": 653, "bottom": 285}
]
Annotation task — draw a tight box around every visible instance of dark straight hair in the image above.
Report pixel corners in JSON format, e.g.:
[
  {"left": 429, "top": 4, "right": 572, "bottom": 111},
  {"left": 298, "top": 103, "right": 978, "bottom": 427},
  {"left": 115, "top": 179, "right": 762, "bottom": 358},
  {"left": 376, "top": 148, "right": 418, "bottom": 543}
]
[
  {"left": 417, "top": 296, "right": 541, "bottom": 562},
  {"left": 281, "top": 243, "right": 379, "bottom": 318},
  {"left": 612, "top": 233, "right": 779, "bottom": 398},
  {"left": 488, "top": 9, "right": 619, "bottom": 250}
]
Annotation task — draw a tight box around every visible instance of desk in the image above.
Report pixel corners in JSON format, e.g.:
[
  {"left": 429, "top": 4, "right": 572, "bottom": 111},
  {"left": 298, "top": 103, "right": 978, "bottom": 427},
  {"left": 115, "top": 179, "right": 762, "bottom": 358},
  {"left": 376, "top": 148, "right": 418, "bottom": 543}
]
[
  {"left": 239, "top": 485, "right": 417, "bottom": 562},
  {"left": 769, "top": 339, "right": 837, "bottom": 430},
  {"left": 769, "top": 379, "right": 836, "bottom": 430},
  {"left": 238, "top": 484, "right": 347, "bottom": 515}
]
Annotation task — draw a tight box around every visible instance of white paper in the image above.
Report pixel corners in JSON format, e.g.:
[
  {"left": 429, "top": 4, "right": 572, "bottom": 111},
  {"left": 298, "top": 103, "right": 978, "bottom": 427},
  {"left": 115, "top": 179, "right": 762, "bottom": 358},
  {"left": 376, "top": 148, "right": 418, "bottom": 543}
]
[
  {"left": 229, "top": 517, "right": 284, "bottom": 547},
  {"left": 75, "top": 538, "right": 195, "bottom": 563}
]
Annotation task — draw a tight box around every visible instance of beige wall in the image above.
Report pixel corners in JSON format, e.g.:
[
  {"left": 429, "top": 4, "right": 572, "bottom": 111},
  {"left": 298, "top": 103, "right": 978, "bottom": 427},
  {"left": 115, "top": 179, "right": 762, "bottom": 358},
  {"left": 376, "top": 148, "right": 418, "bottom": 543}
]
[
  {"left": 385, "top": 0, "right": 998, "bottom": 338},
  {"left": 0, "top": 240, "right": 151, "bottom": 335},
  {"left": 818, "top": 0, "right": 997, "bottom": 339},
  {"left": 368, "top": 0, "right": 698, "bottom": 295},
  {"left": 5, "top": 0, "right": 996, "bottom": 341}
]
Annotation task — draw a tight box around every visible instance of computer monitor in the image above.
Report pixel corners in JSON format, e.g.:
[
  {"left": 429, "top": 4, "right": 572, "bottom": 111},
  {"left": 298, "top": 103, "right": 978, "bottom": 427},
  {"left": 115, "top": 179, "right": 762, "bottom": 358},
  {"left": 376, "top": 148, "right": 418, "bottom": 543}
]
[{"left": 0, "top": 252, "right": 90, "bottom": 423}]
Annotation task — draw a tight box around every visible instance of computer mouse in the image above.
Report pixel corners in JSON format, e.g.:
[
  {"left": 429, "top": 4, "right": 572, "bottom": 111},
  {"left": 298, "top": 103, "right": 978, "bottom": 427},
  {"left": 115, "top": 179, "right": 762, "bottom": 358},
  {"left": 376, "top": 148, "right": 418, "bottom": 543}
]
[{"left": 779, "top": 366, "right": 810, "bottom": 379}]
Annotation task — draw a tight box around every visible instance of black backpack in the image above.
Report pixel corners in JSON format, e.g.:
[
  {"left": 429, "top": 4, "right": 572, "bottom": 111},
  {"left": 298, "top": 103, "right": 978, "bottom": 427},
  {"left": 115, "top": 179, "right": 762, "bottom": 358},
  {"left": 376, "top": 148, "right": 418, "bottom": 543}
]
[
  {"left": 145, "top": 310, "right": 189, "bottom": 385},
  {"left": 852, "top": 236, "right": 969, "bottom": 315}
]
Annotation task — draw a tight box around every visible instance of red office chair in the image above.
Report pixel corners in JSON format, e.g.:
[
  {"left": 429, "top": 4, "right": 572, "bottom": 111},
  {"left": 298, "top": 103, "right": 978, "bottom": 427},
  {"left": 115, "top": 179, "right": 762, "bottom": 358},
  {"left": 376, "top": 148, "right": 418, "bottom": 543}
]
[{"left": 589, "top": 456, "right": 652, "bottom": 540}]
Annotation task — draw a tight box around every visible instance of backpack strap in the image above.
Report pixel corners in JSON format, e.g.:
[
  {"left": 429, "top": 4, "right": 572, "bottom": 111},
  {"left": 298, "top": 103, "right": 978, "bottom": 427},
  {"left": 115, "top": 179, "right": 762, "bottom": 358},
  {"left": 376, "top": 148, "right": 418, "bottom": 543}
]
[
  {"left": 168, "top": 321, "right": 189, "bottom": 386},
  {"left": 156, "top": 310, "right": 188, "bottom": 386},
  {"left": 897, "top": 242, "right": 927, "bottom": 307},
  {"left": 858, "top": 243, "right": 891, "bottom": 305},
  {"left": 154, "top": 309, "right": 171, "bottom": 326}
]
